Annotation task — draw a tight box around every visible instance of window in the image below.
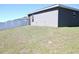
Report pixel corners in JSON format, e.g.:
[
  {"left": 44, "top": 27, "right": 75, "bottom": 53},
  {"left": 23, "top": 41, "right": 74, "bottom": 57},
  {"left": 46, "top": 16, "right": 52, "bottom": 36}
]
[
  {"left": 72, "top": 12, "right": 76, "bottom": 16},
  {"left": 32, "top": 16, "right": 34, "bottom": 22}
]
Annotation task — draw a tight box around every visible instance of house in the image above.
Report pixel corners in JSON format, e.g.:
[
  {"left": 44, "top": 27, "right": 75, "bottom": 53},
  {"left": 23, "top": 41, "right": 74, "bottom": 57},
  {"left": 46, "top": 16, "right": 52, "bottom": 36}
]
[{"left": 28, "top": 4, "right": 79, "bottom": 27}]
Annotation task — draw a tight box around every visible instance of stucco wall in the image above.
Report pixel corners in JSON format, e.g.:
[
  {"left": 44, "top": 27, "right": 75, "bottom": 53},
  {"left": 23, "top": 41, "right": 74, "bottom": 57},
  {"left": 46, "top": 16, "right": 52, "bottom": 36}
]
[
  {"left": 29, "top": 10, "right": 58, "bottom": 27},
  {"left": 58, "top": 8, "right": 79, "bottom": 27}
]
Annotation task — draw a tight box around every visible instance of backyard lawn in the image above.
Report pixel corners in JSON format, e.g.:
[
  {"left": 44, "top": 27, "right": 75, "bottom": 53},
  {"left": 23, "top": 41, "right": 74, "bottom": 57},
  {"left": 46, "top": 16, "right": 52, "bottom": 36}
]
[{"left": 0, "top": 26, "right": 79, "bottom": 53}]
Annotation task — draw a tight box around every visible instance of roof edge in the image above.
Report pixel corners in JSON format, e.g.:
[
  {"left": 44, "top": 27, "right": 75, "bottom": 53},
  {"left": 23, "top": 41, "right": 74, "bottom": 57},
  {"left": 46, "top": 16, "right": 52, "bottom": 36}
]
[{"left": 28, "top": 4, "right": 79, "bottom": 15}]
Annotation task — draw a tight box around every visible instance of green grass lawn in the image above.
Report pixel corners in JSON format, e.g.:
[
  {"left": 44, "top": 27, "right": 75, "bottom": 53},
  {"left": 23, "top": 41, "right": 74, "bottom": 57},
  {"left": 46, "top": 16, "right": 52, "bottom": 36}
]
[{"left": 0, "top": 26, "right": 79, "bottom": 54}]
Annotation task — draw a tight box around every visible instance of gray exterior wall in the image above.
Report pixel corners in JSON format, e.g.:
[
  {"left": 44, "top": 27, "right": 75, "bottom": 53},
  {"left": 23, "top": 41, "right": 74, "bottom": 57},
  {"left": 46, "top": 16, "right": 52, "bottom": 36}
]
[
  {"left": 58, "top": 8, "right": 79, "bottom": 27},
  {"left": 29, "top": 10, "right": 59, "bottom": 27}
]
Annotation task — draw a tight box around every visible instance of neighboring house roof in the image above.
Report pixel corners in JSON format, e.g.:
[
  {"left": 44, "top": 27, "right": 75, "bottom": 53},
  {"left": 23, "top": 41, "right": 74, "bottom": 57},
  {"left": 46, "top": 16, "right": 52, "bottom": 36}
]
[{"left": 28, "top": 4, "right": 79, "bottom": 15}]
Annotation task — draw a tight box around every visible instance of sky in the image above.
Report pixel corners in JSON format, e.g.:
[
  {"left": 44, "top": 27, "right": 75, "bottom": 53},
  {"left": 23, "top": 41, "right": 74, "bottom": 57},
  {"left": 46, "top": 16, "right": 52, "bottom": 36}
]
[{"left": 0, "top": 4, "right": 79, "bottom": 22}]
